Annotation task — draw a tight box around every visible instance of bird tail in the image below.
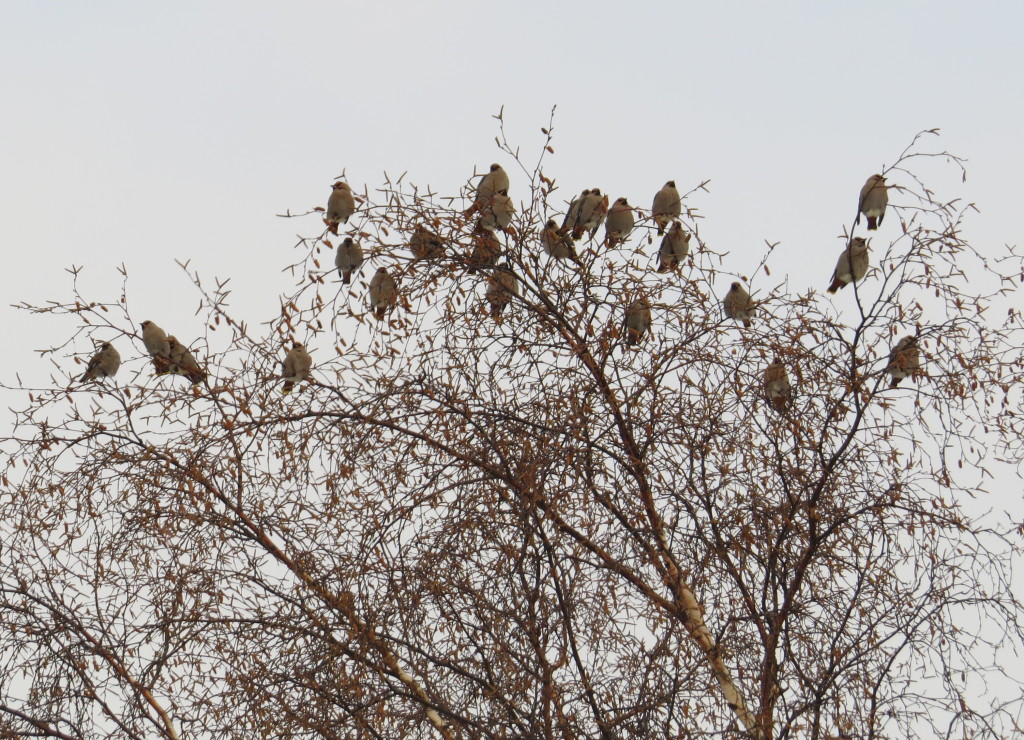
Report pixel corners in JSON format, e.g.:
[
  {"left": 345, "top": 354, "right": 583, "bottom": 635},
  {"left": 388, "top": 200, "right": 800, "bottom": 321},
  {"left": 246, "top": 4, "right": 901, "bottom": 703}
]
[
  {"left": 342, "top": 270, "right": 351, "bottom": 285},
  {"left": 282, "top": 381, "right": 295, "bottom": 394},
  {"left": 827, "top": 278, "right": 843, "bottom": 294},
  {"left": 152, "top": 356, "right": 172, "bottom": 375},
  {"left": 890, "top": 376, "right": 901, "bottom": 389},
  {"left": 743, "top": 319, "right": 752, "bottom": 329},
  {"left": 867, "top": 216, "right": 878, "bottom": 230}
]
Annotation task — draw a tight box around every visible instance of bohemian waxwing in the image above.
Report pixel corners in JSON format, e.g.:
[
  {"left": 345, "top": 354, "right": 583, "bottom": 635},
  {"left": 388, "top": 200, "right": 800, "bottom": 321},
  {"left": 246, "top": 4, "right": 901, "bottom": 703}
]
[
  {"left": 465, "top": 163, "right": 510, "bottom": 217},
  {"left": 478, "top": 189, "right": 515, "bottom": 233},
  {"left": 485, "top": 266, "right": 520, "bottom": 320},
  {"left": 828, "top": 237, "right": 869, "bottom": 293},
  {"left": 723, "top": 282, "right": 755, "bottom": 328},
  {"left": 651, "top": 181, "right": 681, "bottom": 236},
  {"left": 857, "top": 174, "right": 888, "bottom": 231},
  {"left": 369, "top": 267, "right": 398, "bottom": 319},
  {"left": 561, "top": 190, "right": 589, "bottom": 234},
  {"left": 657, "top": 222, "right": 691, "bottom": 272},
  {"left": 886, "top": 335, "right": 921, "bottom": 388},
  {"left": 540, "top": 219, "right": 577, "bottom": 260},
  {"left": 335, "top": 237, "right": 364, "bottom": 285},
  {"left": 469, "top": 224, "right": 502, "bottom": 271},
  {"left": 624, "top": 296, "right": 652, "bottom": 346},
  {"left": 410, "top": 225, "right": 445, "bottom": 260},
  {"left": 141, "top": 320, "right": 171, "bottom": 374},
  {"left": 571, "top": 189, "right": 606, "bottom": 241},
  {"left": 281, "top": 342, "right": 312, "bottom": 394},
  {"left": 80, "top": 342, "right": 121, "bottom": 382},
  {"left": 166, "top": 336, "right": 206, "bottom": 385},
  {"left": 325, "top": 182, "right": 356, "bottom": 235},
  {"left": 763, "top": 359, "right": 792, "bottom": 412},
  {"left": 604, "top": 197, "right": 635, "bottom": 247}
]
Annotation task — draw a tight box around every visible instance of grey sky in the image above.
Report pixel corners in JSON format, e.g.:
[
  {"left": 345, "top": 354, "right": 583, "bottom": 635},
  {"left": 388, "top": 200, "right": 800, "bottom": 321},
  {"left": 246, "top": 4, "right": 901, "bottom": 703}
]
[{"left": 2, "top": 1, "right": 1022, "bottom": 393}]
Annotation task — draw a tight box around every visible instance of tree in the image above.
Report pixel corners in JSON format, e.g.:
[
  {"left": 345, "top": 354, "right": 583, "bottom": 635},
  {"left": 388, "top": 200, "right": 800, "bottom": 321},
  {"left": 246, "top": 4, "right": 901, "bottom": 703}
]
[{"left": 2, "top": 120, "right": 1023, "bottom": 740}]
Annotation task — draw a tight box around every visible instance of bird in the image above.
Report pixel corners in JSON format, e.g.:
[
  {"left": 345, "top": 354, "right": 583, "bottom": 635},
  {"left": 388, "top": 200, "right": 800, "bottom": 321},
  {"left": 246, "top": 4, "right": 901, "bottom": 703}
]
[
  {"left": 651, "top": 181, "right": 681, "bottom": 236},
  {"left": 369, "top": 267, "right": 398, "bottom": 319},
  {"left": 166, "top": 336, "right": 206, "bottom": 384},
  {"left": 80, "top": 342, "right": 120, "bottom": 382},
  {"left": 540, "top": 219, "right": 577, "bottom": 260},
  {"left": 604, "top": 197, "right": 635, "bottom": 247},
  {"left": 624, "top": 296, "right": 652, "bottom": 346},
  {"left": 478, "top": 189, "right": 514, "bottom": 233},
  {"left": 465, "top": 163, "right": 510, "bottom": 217},
  {"left": 886, "top": 335, "right": 920, "bottom": 388},
  {"left": 281, "top": 342, "right": 312, "bottom": 394},
  {"left": 485, "top": 266, "right": 520, "bottom": 319},
  {"left": 409, "top": 225, "right": 445, "bottom": 260},
  {"left": 657, "top": 222, "right": 690, "bottom": 272},
  {"left": 334, "top": 237, "right": 364, "bottom": 285},
  {"left": 827, "top": 237, "right": 869, "bottom": 293},
  {"left": 561, "top": 190, "right": 589, "bottom": 234},
  {"left": 571, "top": 189, "right": 606, "bottom": 241},
  {"left": 325, "top": 181, "right": 356, "bottom": 235},
  {"left": 763, "top": 359, "right": 792, "bottom": 412},
  {"left": 468, "top": 224, "right": 502, "bottom": 270},
  {"left": 857, "top": 174, "right": 888, "bottom": 231},
  {"left": 723, "top": 282, "right": 755, "bottom": 328},
  {"left": 141, "top": 320, "right": 171, "bottom": 374}
]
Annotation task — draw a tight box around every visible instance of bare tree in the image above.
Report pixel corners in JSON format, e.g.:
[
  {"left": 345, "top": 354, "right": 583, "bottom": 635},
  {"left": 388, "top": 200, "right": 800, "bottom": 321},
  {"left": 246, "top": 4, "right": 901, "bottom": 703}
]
[{"left": 2, "top": 118, "right": 1023, "bottom": 740}]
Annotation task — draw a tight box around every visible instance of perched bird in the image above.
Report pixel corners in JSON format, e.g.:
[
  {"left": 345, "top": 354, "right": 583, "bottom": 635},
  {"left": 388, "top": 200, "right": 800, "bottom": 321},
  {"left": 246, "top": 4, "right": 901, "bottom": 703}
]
[
  {"left": 465, "top": 163, "right": 510, "bottom": 217},
  {"left": 657, "top": 222, "right": 691, "bottom": 272},
  {"left": 561, "top": 190, "right": 589, "bottom": 234},
  {"left": 166, "top": 336, "right": 206, "bottom": 384},
  {"left": 827, "top": 237, "right": 869, "bottom": 293},
  {"left": 281, "top": 342, "right": 312, "bottom": 394},
  {"left": 478, "top": 189, "right": 514, "bottom": 232},
  {"left": 723, "top": 282, "right": 755, "bottom": 328},
  {"left": 624, "top": 296, "right": 652, "bottom": 346},
  {"left": 857, "top": 174, "right": 888, "bottom": 231},
  {"left": 141, "top": 320, "right": 171, "bottom": 374},
  {"left": 540, "top": 219, "right": 577, "bottom": 260},
  {"left": 410, "top": 225, "right": 445, "bottom": 260},
  {"left": 763, "top": 359, "right": 792, "bottom": 412},
  {"left": 80, "top": 342, "right": 121, "bottom": 382},
  {"left": 485, "top": 266, "right": 520, "bottom": 319},
  {"left": 335, "top": 237, "right": 364, "bottom": 285},
  {"left": 571, "top": 189, "right": 606, "bottom": 241},
  {"left": 369, "top": 267, "right": 398, "bottom": 319},
  {"left": 886, "top": 335, "right": 921, "bottom": 388},
  {"left": 651, "top": 181, "right": 681, "bottom": 236},
  {"left": 325, "top": 182, "right": 356, "bottom": 235},
  {"left": 469, "top": 224, "right": 502, "bottom": 270},
  {"left": 604, "top": 197, "right": 635, "bottom": 247}
]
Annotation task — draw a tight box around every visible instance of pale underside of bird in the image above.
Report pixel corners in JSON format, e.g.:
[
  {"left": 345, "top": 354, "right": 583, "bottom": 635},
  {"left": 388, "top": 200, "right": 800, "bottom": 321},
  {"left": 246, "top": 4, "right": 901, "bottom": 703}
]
[
  {"left": 369, "top": 267, "right": 399, "bottom": 319},
  {"left": 410, "top": 226, "right": 445, "bottom": 260},
  {"left": 651, "top": 180, "right": 681, "bottom": 236},
  {"left": 624, "top": 297, "right": 652, "bottom": 346},
  {"left": 604, "top": 198, "right": 635, "bottom": 247},
  {"left": 828, "top": 238, "right": 869, "bottom": 293},
  {"left": 486, "top": 267, "right": 520, "bottom": 320},
  {"left": 325, "top": 181, "right": 356, "bottom": 235},
  {"left": 282, "top": 343, "right": 312, "bottom": 394},
  {"left": 465, "top": 163, "right": 510, "bottom": 217},
  {"left": 335, "top": 237, "right": 365, "bottom": 285},
  {"left": 478, "top": 190, "right": 515, "bottom": 233},
  {"left": 887, "top": 335, "right": 921, "bottom": 388},
  {"left": 657, "top": 222, "right": 690, "bottom": 272},
  {"left": 166, "top": 336, "right": 207, "bottom": 384},
  {"left": 858, "top": 174, "right": 888, "bottom": 231},
  {"left": 763, "top": 361, "right": 792, "bottom": 412},
  {"left": 141, "top": 320, "right": 171, "bottom": 374},
  {"left": 80, "top": 342, "right": 121, "bottom": 382},
  {"left": 540, "top": 219, "right": 577, "bottom": 260},
  {"left": 723, "top": 282, "right": 755, "bottom": 328}
]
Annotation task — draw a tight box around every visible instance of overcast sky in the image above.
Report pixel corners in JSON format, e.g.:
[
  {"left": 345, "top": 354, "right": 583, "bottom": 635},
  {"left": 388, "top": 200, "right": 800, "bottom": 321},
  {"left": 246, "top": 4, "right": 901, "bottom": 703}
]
[{"left": 2, "top": 1, "right": 1022, "bottom": 415}]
